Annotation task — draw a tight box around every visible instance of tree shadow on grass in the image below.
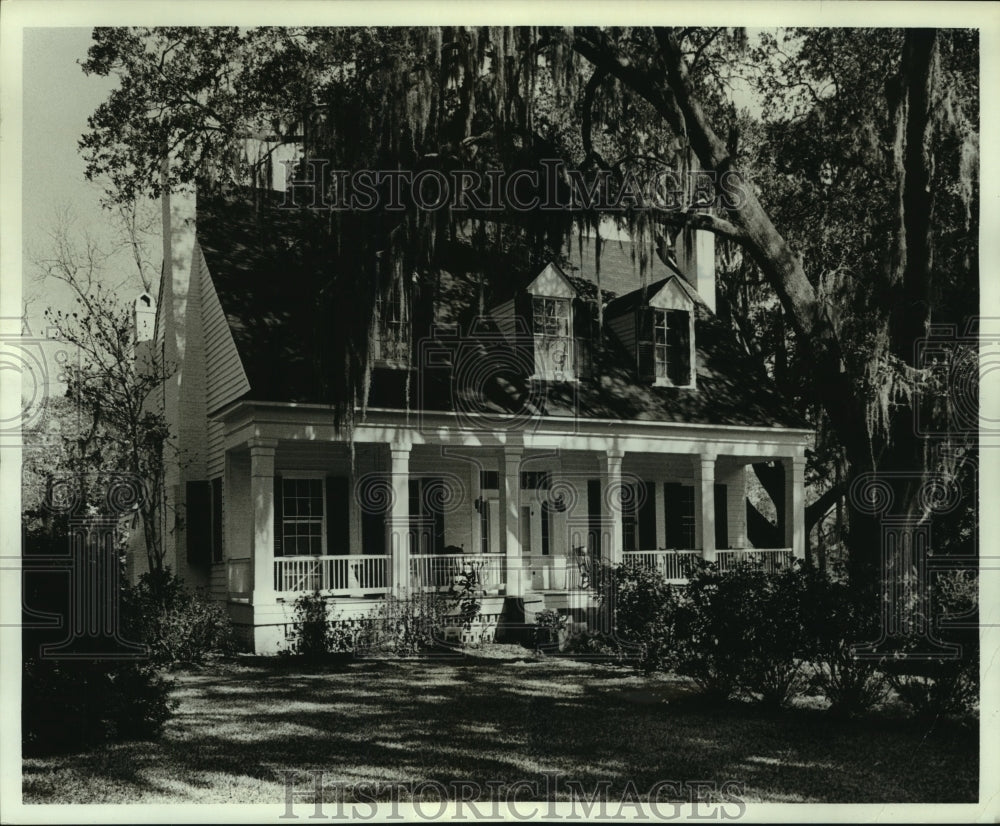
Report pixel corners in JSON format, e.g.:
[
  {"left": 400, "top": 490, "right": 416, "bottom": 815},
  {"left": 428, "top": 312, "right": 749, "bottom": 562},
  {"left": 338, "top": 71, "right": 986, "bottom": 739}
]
[{"left": 22, "top": 659, "right": 978, "bottom": 805}]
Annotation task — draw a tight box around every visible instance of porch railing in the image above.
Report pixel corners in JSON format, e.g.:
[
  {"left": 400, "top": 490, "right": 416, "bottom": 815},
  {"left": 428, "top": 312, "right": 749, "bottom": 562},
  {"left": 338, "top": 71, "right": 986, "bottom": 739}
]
[
  {"left": 273, "top": 555, "right": 390, "bottom": 596},
  {"left": 410, "top": 554, "right": 506, "bottom": 594},
  {"left": 227, "top": 557, "right": 252, "bottom": 600},
  {"left": 716, "top": 548, "right": 794, "bottom": 573},
  {"left": 623, "top": 550, "right": 702, "bottom": 581}
]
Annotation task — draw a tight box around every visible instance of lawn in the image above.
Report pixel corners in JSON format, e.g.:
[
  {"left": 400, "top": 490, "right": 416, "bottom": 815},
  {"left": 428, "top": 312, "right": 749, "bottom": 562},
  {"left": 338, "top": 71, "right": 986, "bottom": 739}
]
[{"left": 21, "top": 653, "right": 978, "bottom": 806}]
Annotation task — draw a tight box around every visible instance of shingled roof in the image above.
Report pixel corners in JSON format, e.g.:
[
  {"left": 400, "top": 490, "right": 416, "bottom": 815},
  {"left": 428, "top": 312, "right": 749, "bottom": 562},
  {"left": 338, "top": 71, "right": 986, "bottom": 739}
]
[{"left": 196, "top": 190, "right": 808, "bottom": 429}]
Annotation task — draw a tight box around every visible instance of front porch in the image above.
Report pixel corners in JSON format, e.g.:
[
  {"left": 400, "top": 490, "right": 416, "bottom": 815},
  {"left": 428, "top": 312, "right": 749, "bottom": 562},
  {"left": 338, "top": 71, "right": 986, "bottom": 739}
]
[{"left": 210, "top": 408, "right": 809, "bottom": 651}]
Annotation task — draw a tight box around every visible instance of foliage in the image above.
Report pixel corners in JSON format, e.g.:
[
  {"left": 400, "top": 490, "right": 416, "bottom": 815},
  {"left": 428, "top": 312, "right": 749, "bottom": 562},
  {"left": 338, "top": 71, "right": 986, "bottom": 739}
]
[
  {"left": 23, "top": 658, "right": 175, "bottom": 756},
  {"left": 284, "top": 590, "right": 355, "bottom": 661},
  {"left": 562, "top": 629, "right": 624, "bottom": 661},
  {"left": 359, "top": 592, "right": 448, "bottom": 656},
  {"left": 800, "top": 570, "right": 889, "bottom": 717},
  {"left": 448, "top": 561, "right": 485, "bottom": 629},
  {"left": 885, "top": 569, "right": 979, "bottom": 720},
  {"left": 32, "top": 211, "right": 171, "bottom": 575},
  {"left": 611, "top": 563, "right": 681, "bottom": 674},
  {"left": 533, "top": 608, "right": 568, "bottom": 651},
  {"left": 668, "top": 560, "right": 813, "bottom": 706},
  {"left": 125, "top": 568, "right": 235, "bottom": 667}
]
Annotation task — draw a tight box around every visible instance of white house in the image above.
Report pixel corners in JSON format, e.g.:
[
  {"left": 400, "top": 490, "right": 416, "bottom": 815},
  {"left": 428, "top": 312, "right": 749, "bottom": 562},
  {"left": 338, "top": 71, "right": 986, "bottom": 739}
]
[{"left": 145, "top": 183, "right": 812, "bottom": 654}]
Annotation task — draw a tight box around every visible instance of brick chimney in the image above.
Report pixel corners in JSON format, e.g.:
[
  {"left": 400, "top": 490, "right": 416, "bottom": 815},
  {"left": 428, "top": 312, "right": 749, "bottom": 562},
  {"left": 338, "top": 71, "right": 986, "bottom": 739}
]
[{"left": 674, "top": 226, "right": 716, "bottom": 313}]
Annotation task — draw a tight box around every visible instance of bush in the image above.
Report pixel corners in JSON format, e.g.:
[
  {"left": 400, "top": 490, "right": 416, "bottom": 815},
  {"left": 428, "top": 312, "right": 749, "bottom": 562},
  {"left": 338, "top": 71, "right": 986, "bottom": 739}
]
[
  {"left": 612, "top": 564, "right": 680, "bottom": 673},
  {"left": 885, "top": 570, "right": 979, "bottom": 720},
  {"left": 563, "top": 629, "right": 624, "bottom": 660},
  {"left": 801, "top": 571, "right": 889, "bottom": 717},
  {"left": 534, "top": 608, "right": 568, "bottom": 650},
  {"left": 23, "top": 658, "right": 176, "bottom": 755},
  {"left": 672, "top": 560, "right": 812, "bottom": 707},
  {"left": 125, "top": 569, "right": 235, "bottom": 667},
  {"left": 360, "top": 592, "right": 448, "bottom": 656},
  {"left": 285, "top": 590, "right": 356, "bottom": 661}
]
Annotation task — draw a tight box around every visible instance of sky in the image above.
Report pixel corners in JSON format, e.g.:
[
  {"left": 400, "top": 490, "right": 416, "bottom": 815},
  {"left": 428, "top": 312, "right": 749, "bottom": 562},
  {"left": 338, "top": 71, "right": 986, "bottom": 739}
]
[{"left": 22, "top": 27, "right": 159, "bottom": 335}]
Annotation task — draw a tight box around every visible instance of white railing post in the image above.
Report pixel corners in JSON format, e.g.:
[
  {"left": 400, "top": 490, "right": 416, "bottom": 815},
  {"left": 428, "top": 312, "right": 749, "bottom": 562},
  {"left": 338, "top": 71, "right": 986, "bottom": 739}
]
[
  {"left": 784, "top": 456, "right": 807, "bottom": 560},
  {"left": 387, "top": 443, "right": 411, "bottom": 596},
  {"left": 249, "top": 438, "right": 278, "bottom": 606}
]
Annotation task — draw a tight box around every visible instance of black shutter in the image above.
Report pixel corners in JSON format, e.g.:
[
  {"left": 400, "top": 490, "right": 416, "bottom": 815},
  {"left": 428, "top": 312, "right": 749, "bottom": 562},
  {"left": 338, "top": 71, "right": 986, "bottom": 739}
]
[
  {"left": 572, "top": 297, "right": 594, "bottom": 378},
  {"left": 185, "top": 481, "right": 211, "bottom": 565},
  {"left": 714, "top": 483, "right": 729, "bottom": 550},
  {"left": 622, "top": 483, "right": 638, "bottom": 552},
  {"left": 362, "top": 483, "right": 386, "bottom": 555},
  {"left": 638, "top": 481, "right": 656, "bottom": 550},
  {"left": 667, "top": 309, "right": 691, "bottom": 385},
  {"left": 210, "top": 477, "right": 223, "bottom": 563},
  {"left": 273, "top": 475, "right": 283, "bottom": 557},
  {"left": 541, "top": 501, "right": 550, "bottom": 555},
  {"left": 514, "top": 290, "right": 535, "bottom": 372},
  {"left": 664, "top": 482, "right": 687, "bottom": 549},
  {"left": 636, "top": 306, "right": 655, "bottom": 382},
  {"left": 587, "top": 479, "right": 602, "bottom": 558},
  {"left": 326, "top": 476, "right": 349, "bottom": 555}
]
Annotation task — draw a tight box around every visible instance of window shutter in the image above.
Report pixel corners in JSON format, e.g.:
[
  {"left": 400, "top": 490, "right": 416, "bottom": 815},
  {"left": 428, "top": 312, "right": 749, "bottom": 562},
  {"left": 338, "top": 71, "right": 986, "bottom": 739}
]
[
  {"left": 273, "top": 475, "right": 283, "bottom": 558},
  {"left": 185, "top": 481, "right": 211, "bottom": 565},
  {"left": 663, "top": 482, "right": 682, "bottom": 549},
  {"left": 636, "top": 306, "right": 655, "bottom": 382},
  {"left": 210, "top": 477, "right": 223, "bottom": 563},
  {"left": 326, "top": 476, "right": 349, "bottom": 555},
  {"left": 668, "top": 309, "right": 691, "bottom": 385},
  {"left": 587, "top": 479, "right": 602, "bottom": 558},
  {"left": 638, "top": 481, "right": 656, "bottom": 550},
  {"left": 714, "top": 483, "right": 729, "bottom": 550},
  {"left": 514, "top": 290, "right": 535, "bottom": 373},
  {"left": 572, "top": 297, "right": 594, "bottom": 378},
  {"left": 361, "top": 487, "right": 386, "bottom": 555}
]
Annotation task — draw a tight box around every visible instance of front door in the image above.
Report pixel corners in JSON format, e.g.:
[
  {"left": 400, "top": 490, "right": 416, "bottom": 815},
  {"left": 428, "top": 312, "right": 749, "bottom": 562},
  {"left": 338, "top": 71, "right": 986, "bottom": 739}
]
[{"left": 519, "top": 491, "right": 565, "bottom": 589}]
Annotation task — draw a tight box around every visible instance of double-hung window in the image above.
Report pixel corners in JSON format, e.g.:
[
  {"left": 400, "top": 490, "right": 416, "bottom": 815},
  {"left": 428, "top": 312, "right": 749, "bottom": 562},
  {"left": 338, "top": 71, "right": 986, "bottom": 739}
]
[
  {"left": 652, "top": 308, "right": 691, "bottom": 386},
  {"left": 532, "top": 296, "right": 574, "bottom": 378},
  {"left": 281, "top": 478, "right": 324, "bottom": 556}
]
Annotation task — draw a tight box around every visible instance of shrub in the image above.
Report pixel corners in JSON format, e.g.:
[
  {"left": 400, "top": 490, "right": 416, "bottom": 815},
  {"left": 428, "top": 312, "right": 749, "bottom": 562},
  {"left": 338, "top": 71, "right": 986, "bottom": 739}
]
[
  {"left": 23, "top": 658, "right": 176, "bottom": 755},
  {"left": 534, "top": 608, "right": 568, "bottom": 650},
  {"left": 360, "top": 591, "right": 448, "bottom": 656},
  {"left": 285, "top": 590, "right": 356, "bottom": 661},
  {"left": 563, "top": 629, "right": 624, "bottom": 660},
  {"left": 672, "top": 560, "right": 812, "bottom": 707},
  {"left": 612, "top": 564, "right": 680, "bottom": 674},
  {"left": 801, "top": 571, "right": 889, "bottom": 717},
  {"left": 125, "top": 569, "right": 235, "bottom": 667},
  {"left": 886, "top": 570, "right": 979, "bottom": 720}
]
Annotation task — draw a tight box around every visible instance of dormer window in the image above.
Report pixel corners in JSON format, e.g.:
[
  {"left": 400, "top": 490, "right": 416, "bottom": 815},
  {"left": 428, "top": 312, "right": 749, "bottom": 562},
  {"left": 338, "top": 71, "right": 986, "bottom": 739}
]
[
  {"left": 606, "top": 274, "right": 697, "bottom": 389},
  {"left": 532, "top": 296, "right": 574, "bottom": 379},
  {"left": 374, "top": 278, "right": 410, "bottom": 367},
  {"left": 653, "top": 308, "right": 691, "bottom": 385}
]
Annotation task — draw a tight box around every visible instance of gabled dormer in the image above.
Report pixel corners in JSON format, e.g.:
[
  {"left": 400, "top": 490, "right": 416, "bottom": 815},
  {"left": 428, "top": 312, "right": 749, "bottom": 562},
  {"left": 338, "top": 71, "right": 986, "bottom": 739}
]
[
  {"left": 492, "top": 262, "right": 582, "bottom": 382},
  {"left": 605, "top": 275, "right": 697, "bottom": 389}
]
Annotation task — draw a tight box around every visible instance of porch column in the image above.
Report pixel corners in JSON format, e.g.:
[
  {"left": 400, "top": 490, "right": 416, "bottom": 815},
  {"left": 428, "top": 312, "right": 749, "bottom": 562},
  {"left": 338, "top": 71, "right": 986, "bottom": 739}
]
[
  {"left": 784, "top": 456, "right": 806, "bottom": 559},
  {"left": 249, "top": 438, "right": 278, "bottom": 605},
  {"left": 500, "top": 447, "right": 523, "bottom": 596},
  {"left": 600, "top": 448, "right": 624, "bottom": 565},
  {"left": 387, "top": 443, "right": 411, "bottom": 595},
  {"left": 694, "top": 454, "right": 716, "bottom": 562}
]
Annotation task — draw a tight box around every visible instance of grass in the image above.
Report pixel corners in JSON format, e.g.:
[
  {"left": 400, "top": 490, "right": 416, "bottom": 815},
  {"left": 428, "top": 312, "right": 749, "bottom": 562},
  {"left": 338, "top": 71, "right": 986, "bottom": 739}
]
[{"left": 22, "top": 653, "right": 977, "bottom": 805}]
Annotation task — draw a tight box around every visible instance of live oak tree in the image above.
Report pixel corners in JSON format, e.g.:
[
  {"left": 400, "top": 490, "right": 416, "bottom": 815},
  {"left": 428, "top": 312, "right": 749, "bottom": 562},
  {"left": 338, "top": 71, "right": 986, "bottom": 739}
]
[{"left": 79, "top": 26, "right": 978, "bottom": 588}]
